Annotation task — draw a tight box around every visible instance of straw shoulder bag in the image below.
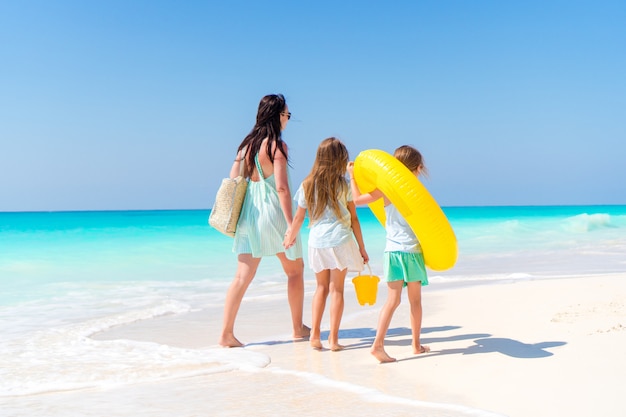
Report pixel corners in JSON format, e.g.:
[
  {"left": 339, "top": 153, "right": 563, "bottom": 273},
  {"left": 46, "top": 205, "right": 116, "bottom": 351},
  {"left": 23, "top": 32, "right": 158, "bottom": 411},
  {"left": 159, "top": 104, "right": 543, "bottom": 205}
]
[{"left": 208, "top": 148, "right": 248, "bottom": 237}]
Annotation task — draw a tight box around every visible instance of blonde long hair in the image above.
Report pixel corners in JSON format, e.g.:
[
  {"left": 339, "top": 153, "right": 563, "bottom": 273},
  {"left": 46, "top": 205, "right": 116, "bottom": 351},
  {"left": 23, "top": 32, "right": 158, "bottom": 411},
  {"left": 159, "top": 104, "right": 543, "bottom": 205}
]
[{"left": 302, "top": 137, "right": 350, "bottom": 222}]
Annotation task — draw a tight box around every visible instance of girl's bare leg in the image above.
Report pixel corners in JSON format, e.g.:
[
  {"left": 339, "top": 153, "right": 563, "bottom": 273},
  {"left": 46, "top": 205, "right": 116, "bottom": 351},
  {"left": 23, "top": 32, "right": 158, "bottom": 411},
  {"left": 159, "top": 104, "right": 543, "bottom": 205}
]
[
  {"left": 407, "top": 281, "right": 429, "bottom": 354},
  {"left": 371, "top": 281, "right": 403, "bottom": 363},
  {"left": 310, "top": 270, "right": 330, "bottom": 349},
  {"left": 219, "top": 254, "right": 261, "bottom": 347},
  {"left": 328, "top": 268, "right": 347, "bottom": 351},
  {"left": 277, "top": 253, "right": 310, "bottom": 339}
]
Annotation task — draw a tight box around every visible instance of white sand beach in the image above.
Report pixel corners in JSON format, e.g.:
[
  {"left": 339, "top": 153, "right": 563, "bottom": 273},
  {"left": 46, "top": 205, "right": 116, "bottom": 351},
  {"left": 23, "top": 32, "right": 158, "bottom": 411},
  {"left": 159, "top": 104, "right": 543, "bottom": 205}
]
[{"left": 88, "top": 272, "right": 626, "bottom": 417}]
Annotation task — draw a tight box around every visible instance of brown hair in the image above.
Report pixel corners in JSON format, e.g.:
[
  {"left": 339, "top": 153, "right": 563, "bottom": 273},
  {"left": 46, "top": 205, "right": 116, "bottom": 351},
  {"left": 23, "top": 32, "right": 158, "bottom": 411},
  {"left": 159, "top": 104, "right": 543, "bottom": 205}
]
[
  {"left": 302, "top": 137, "right": 350, "bottom": 222},
  {"left": 394, "top": 145, "right": 428, "bottom": 177}
]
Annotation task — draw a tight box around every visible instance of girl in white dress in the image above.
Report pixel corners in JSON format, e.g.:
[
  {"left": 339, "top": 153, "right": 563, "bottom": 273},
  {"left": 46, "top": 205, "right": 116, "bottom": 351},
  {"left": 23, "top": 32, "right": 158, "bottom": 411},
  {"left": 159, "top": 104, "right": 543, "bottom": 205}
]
[{"left": 284, "top": 137, "right": 369, "bottom": 351}]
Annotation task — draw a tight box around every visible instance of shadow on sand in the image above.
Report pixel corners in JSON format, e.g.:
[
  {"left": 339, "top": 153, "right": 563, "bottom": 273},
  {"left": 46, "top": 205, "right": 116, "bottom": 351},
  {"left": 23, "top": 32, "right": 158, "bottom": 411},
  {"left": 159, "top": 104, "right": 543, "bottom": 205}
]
[
  {"left": 387, "top": 326, "right": 566, "bottom": 361},
  {"left": 422, "top": 337, "right": 567, "bottom": 359},
  {"left": 248, "top": 325, "right": 565, "bottom": 359}
]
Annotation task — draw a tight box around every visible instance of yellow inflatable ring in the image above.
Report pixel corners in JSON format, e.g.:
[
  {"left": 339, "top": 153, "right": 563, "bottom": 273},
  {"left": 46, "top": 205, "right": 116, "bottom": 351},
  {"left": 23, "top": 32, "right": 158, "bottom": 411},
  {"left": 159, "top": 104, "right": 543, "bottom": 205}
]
[{"left": 353, "top": 149, "right": 457, "bottom": 271}]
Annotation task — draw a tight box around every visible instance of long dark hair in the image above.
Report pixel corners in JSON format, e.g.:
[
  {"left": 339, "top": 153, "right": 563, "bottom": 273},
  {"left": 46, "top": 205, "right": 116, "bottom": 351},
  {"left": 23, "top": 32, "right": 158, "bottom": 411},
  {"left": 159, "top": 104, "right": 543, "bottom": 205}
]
[{"left": 237, "top": 94, "right": 289, "bottom": 177}]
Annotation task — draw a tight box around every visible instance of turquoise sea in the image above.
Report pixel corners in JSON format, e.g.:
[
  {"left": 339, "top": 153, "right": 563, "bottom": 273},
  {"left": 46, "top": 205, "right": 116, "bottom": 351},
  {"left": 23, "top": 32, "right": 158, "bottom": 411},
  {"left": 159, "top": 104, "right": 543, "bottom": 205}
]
[{"left": 1, "top": 205, "right": 625, "bottom": 415}]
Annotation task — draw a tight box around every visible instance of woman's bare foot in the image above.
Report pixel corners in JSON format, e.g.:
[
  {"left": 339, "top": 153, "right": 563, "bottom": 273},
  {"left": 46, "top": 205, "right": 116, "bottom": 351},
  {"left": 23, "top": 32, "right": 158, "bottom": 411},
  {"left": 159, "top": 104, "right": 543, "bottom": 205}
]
[
  {"left": 219, "top": 334, "right": 244, "bottom": 348},
  {"left": 330, "top": 343, "right": 345, "bottom": 352},
  {"left": 310, "top": 338, "right": 323, "bottom": 350},
  {"left": 413, "top": 345, "right": 430, "bottom": 354},
  {"left": 293, "top": 324, "right": 311, "bottom": 340},
  {"left": 371, "top": 346, "right": 396, "bottom": 363}
]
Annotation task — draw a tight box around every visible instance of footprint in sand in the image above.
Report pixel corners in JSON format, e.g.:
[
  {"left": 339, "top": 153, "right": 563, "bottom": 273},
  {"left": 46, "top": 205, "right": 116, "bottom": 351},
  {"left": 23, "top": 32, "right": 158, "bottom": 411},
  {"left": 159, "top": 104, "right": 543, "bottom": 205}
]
[{"left": 551, "top": 301, "right": 624, "bottom": 334}]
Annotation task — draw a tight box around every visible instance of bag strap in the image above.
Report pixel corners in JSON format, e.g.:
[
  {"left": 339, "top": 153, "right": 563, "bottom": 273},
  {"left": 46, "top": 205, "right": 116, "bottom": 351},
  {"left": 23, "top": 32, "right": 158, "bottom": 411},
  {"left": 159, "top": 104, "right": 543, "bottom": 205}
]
[{"left": 238, "top": 146, "right": 247, "bottom": 178}]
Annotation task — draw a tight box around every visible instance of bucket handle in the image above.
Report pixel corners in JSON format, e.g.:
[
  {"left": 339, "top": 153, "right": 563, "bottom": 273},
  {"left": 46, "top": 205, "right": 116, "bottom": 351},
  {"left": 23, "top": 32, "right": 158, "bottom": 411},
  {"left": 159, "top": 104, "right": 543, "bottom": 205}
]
[{"left": 356, "top": 263, "right": 373, "bottom": 277}]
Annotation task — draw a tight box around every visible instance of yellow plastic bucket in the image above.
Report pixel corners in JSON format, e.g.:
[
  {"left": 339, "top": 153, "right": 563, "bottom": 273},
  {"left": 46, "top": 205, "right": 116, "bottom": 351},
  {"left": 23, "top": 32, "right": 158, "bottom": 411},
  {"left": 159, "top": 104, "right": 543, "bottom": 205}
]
[{"left": 352, "top": 264, "right": 380, "bottom": 306}]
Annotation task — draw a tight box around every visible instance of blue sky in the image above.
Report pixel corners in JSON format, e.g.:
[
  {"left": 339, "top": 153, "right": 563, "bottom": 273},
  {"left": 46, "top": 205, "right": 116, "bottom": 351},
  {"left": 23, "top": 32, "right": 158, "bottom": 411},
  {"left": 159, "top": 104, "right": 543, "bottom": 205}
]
[{"left": 1, "top": 0, "right": 625, "bottom": 212}]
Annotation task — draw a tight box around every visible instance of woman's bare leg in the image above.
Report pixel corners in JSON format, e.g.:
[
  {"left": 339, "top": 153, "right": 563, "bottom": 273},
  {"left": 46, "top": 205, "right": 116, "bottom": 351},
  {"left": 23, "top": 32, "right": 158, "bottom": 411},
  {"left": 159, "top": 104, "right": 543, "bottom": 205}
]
[
  {"left": 328, "top": 268, "right": 347, "bottom": 351},
  {"left": 310, "top": 270, "right": 330, "bottom": 349},
  {"left": 277, "top": 253, "right": 310, "bottom": 339},
  {"left": 371, "top": 281, "right": 403, "bottom": 363},
  {"left": 219, "top": 254, "right": 261, "bottom": 347}
]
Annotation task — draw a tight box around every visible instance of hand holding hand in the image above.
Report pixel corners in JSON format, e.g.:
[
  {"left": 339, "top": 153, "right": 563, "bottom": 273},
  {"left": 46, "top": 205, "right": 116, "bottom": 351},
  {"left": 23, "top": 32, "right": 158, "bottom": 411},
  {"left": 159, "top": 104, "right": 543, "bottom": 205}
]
[{"left": 283, "top": 227, "right": 295, "bottom": 249}]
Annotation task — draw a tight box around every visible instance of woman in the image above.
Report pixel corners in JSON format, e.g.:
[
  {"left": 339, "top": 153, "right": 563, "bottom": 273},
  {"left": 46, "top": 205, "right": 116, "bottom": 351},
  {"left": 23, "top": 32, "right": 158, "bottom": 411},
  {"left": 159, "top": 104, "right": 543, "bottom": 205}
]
[{"left": 219, "top": 94, "right": 310, "bottom": 347}]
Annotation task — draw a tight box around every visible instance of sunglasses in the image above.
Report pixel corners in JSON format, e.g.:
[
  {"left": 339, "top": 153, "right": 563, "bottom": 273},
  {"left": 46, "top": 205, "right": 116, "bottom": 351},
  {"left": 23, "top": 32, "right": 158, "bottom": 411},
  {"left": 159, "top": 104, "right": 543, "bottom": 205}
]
[{"left": 281, "top": 112, "right": 292, "bottom": 120}]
